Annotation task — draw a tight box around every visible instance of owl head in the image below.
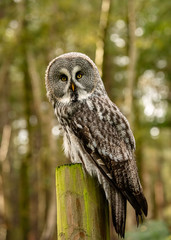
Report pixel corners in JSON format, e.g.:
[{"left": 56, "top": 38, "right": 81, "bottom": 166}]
[{"left": 45, "top": 52, "right": 105, "bottom": 105}]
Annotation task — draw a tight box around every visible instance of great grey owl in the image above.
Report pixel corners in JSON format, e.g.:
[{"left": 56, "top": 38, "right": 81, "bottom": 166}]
[{"left": 45, "top": 52, "right": 148, "bottom": 238}]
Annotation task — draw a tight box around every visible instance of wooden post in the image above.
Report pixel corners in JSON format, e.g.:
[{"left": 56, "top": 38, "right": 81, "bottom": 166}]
[{"left": 56, "top": 163, "right": 110, "bottom": 240}]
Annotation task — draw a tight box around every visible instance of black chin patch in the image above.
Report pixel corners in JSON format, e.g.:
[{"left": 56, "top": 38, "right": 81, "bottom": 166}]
[{"left": 71, "top": 89, "right": 78, "bottom": 102}]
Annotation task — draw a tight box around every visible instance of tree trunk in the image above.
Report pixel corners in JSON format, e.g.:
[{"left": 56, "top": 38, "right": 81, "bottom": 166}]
[
  {"left": 56, "top": 164, "right": 110, "bottom": 240},
  {"left": 125, "top": 0, "right": 137, "bottom": 125},
  {"left": 95, "top": 0, "right": 111, "bottom": 77}
]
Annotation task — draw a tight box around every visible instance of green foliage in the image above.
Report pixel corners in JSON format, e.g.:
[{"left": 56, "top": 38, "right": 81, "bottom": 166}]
[{"left": 126, "top": 220, "right": 170, "bottom": 240}]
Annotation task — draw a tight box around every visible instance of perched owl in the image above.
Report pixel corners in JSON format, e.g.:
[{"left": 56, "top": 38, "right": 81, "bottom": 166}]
[{"left": 45, "top": 52, "right": 148, "bottom": 238}]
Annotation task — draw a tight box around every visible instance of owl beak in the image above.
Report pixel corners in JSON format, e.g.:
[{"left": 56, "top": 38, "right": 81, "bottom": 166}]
[{"left": 71, "top": 82, "right": 75, "bottom": 92}]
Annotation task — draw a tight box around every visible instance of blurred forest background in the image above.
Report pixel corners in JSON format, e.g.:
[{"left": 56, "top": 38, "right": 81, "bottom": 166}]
[{"left": 0, "top": 0, "right": 171, "bottom": 239}]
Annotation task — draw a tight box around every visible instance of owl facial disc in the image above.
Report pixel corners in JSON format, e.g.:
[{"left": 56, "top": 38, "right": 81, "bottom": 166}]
[{"left": 45, "top": 52, "right": 101, "bottom": 104}]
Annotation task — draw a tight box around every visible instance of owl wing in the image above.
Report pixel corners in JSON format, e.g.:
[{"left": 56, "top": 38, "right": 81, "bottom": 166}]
[{"left": 70, "top": 99, "right": 148, "bottom": 237}]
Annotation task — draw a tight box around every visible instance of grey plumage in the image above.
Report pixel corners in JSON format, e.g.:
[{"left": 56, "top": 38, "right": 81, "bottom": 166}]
[{"left": 45, "top": 52, "right": 148, "bottom": 238}]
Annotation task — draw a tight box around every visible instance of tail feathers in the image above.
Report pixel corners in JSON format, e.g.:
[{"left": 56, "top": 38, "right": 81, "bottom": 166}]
[
  {"left": 111, "top": 188, "right": 148, "bottom": 238},
  {"left": 135, "top": 192, "right": 148, "bottom": 226},
  {"left": 124, "top": 190, "right": 148, "bottom": 226},
  {"left": 111, "top": 188, "right": 127, "bottom": 238},
  {"left": 136, "top": 192, "right": 148, "bottom": 217}
]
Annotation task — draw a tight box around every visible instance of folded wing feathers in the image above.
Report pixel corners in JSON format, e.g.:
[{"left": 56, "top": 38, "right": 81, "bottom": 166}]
[{"left": 91, "top": 152, "right": 148, "bottom": 237}]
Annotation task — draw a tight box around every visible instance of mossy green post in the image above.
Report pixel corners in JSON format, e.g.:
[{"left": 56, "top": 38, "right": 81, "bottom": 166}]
[{"left": 56, "top": 163, "right": 110, "bottom": 240}]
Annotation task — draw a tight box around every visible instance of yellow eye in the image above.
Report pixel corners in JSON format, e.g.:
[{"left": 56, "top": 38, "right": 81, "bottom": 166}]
[
  {"left": 61, "top": 75, "right": 67, "bottom": 81},
  {"left": 76, "top": 72, "right": 82, "bottom": 79}
]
